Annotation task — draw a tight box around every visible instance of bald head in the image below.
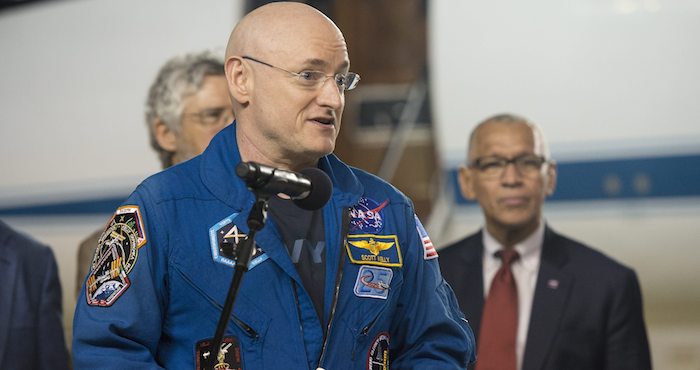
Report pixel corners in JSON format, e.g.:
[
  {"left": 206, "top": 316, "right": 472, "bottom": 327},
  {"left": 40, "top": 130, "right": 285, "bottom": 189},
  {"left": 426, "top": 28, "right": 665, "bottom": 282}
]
[
  {"left": 226, "top": 2, "right": 344, "bottom": 60},
  {"left": 459, "top": 113, "right": 557, "bottom": 245},
  {"left": 222, "top": 2, "right": 352, "bottom": 171},
  {"left": 468, "top": 113, "right": 550, "bottom": 163}
]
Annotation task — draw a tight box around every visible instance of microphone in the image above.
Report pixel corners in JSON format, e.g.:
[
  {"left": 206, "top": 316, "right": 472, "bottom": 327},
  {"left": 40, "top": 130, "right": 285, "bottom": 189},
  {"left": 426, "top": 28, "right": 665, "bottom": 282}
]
[{"left": 235, "top": 161, "right": 332, "bottom": 211}]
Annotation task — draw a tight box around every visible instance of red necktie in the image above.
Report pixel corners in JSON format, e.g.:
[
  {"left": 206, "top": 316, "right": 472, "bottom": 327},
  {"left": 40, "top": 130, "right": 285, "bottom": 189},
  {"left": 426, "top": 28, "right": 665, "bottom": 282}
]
[{"left": 476, "top": 249, "right": 520, "bottom": 370}]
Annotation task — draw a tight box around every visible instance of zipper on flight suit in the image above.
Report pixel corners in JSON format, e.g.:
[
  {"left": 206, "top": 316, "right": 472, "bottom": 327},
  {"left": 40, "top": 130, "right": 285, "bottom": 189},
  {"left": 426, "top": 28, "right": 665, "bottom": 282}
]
[
  {"left": 291, "top": 279, "right": 310, "bottom": 369},
  {"left": 316, "top": 207, "right": 351, "bottom": 368},
  {"left": 351, "top": 302, "right": 390, "bottom": 360},
  {"left": 173, "top": 266, "right": 259, "bottom": 339},
  {"left": 232, "top": 316, "right": 259, "bottom": 339}
]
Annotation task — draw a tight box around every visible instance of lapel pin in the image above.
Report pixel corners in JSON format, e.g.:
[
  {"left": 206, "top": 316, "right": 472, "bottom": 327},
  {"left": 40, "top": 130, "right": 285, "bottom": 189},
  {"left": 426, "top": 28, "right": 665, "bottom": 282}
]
[{"left": 547, "top": 279, "right": 559, "bottom": 289}]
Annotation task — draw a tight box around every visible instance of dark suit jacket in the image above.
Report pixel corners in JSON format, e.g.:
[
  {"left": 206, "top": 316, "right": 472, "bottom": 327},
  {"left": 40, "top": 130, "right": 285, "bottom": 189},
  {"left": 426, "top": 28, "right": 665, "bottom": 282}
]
[
  {"left": 0, "top": 220, "right": 70, "bottom": 370},
  {"left": 439, "top": 226, "right": 651, "bottom": 370}
]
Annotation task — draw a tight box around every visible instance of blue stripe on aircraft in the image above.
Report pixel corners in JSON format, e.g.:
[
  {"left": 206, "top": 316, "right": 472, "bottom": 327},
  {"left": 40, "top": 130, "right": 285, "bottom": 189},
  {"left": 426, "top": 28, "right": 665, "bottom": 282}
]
[
  {"left": 0, "top": 197, "right": 125, "bottom": 215},
  {"left": 1, "top": 154, "right": 698, "bottom": 214}
]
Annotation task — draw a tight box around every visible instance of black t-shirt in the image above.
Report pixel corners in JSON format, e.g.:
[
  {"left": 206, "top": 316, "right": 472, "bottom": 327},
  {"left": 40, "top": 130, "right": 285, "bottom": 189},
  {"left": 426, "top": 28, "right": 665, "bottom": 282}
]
[{"left": 268, "top": 196, "right": 326, "bottom": 322}]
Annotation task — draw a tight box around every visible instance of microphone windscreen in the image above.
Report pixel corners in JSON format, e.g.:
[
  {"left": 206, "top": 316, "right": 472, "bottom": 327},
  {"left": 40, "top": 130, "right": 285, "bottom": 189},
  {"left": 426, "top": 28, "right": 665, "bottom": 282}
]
[{"left": 294, "top": 168, "right": 332, "bottom": 211}]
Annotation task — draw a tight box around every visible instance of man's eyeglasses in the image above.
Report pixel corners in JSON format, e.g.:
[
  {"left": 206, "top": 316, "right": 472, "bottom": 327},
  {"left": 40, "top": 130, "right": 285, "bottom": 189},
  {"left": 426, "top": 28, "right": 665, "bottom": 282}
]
[
  {"left": 469, "top": 154, "right": 550, "bottom": 178},
  {"left": 182, "top": 107, "right": 234, "bottom": 129},
  {"left": 242, "top": 55, "right": 360, "bottom": 91}
]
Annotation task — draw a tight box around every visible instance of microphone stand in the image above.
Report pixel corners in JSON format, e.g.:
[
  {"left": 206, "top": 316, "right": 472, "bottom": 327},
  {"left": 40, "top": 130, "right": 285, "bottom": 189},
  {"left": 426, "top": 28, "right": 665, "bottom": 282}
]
[{"left": 208, "top": 194, "right": 269, "bottom": 370}]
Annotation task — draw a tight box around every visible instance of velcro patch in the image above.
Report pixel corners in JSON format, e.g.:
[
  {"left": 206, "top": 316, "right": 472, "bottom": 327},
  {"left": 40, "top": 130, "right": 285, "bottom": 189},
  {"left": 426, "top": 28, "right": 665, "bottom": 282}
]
[
  {"left": 367, "top": 332, "right": 390, "bottom": 370},
  {"left": 195, "top": 336, "right": 243, "bottom": 370},
  {"left": 350, "top": 197, "right": 389, "bottom": 233},
  {"left": 210, "top": 213, "right": 267, "bottom": 270},
  {"left": 86, "top": 205, "right": 146, "bottom": 307},
  {"left": 354, "top": 265, "right": 393, "bottom": 299},
  {"left": 414, "top": 214, "right": 437, "bottom": 260},
  {"left": 346, "top": 234, "right": 402, "bottom": 267}
]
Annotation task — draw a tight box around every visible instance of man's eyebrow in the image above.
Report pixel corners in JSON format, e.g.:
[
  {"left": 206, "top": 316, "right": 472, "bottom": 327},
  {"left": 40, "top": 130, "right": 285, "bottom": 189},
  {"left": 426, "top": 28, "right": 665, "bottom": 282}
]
[{"left": 300, "top": 58, "right": 349, "bottom": 70}]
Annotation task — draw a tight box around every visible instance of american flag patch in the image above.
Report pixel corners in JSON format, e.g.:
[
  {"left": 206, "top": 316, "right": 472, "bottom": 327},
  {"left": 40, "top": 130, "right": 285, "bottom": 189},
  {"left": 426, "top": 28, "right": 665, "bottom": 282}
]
[{"left": 414, "top": 214, "right": 438, "bottom": 260}]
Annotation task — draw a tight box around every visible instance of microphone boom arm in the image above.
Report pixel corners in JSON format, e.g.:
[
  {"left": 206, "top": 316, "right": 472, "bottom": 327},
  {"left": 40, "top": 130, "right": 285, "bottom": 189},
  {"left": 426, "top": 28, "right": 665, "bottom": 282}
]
[{"left": 209, "top": 195, "right": 268, "bottom": 369}]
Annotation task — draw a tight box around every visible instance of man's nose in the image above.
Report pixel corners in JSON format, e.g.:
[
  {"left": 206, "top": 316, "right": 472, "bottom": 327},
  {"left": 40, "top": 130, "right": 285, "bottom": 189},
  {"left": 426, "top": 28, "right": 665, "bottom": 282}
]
[
  {"left": 316, "top": 77, "right": 343, "bottom": 108},
  {"left": 500, "top": 162, "right": 524, "bottom": 185}
]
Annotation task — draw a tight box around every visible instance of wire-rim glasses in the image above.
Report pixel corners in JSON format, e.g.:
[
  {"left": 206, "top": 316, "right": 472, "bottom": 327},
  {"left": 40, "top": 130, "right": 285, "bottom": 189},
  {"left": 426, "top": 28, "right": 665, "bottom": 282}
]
[{"left": 241, "top": 55, "right": 360, "bottom": 91}]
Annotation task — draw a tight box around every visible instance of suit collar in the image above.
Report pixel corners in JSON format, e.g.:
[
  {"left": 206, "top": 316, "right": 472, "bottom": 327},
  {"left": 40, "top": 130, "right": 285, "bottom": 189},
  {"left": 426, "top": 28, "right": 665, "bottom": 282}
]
[
  {"left": 451, "top": 231, "right": 485, "bottom": 340},
  {"left": 522, "top": 226, "right": 574, "bottom": 370},
  {"left": 460, "top": 230, "right": 484, "bottom": 263},
  {"left": 540, "top": 226, "right": 570, "bottom": 267}
]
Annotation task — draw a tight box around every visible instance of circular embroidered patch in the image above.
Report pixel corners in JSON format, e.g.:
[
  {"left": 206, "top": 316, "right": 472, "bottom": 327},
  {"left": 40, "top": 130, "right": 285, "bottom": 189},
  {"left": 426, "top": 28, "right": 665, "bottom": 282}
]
[
  {"left": 367, "top": 332, "right": 390, "bottom": 370},
  {"left": 350, "top": 197, "right": 389, "bottom": 233}
]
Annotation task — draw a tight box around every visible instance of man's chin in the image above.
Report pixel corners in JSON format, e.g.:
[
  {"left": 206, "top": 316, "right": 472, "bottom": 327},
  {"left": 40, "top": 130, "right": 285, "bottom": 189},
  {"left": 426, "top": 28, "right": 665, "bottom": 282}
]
[
  {"left": 493, "top": 211, "right": 539, "bottom": 230},
  {"left": 504, "top": 218, "right": 539, "bottom": 233},
  {"left": 306, "top": 143, "right": 336, "bottom": 159}
]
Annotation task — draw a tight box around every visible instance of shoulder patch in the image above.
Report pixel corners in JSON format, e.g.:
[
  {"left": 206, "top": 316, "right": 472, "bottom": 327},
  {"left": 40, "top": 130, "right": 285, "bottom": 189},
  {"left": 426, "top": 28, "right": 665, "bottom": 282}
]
[
  {"left": 346, "top": 234, "right": 402, "bottom": 267},
  {"left": 86, "top": 205, "right": 146, "bottom": 307},
  {"left": 414, "top": 214, "right": 437, "bottom": 260},
  {"left": 350, "top": 197, "right": 389, "bottom": 233}
]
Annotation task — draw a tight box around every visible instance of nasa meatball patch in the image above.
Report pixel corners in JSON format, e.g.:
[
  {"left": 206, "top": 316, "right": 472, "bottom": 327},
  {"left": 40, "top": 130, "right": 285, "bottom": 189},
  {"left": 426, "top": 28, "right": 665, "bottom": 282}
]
[
  {"left": 350, "top": 197, "right": 389, "bottom": 233},
  {"left": 86, "top": 206, "right": 146, "bottom": 307}
]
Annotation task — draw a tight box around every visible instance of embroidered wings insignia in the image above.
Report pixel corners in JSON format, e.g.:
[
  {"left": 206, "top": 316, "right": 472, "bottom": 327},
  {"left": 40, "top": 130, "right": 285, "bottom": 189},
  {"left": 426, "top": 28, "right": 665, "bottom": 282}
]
[{"left": 349, "top": 238, "right": 395, "bottom": 256}]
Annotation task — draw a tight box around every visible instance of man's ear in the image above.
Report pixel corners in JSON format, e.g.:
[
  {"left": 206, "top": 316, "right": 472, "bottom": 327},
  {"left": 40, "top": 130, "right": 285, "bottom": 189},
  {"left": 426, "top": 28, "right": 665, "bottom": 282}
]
[
  {"left": 545, "top": 161, "right": 557, "bottom": 196},
  {"left": 153, "top": 119, "right": 177, "bottom": 152},
  {"left": 457, "top": 166, "right": 477, "bottom": 200},
  {"left": 225, "top": 56, "right": 250, "bottom": 105}
]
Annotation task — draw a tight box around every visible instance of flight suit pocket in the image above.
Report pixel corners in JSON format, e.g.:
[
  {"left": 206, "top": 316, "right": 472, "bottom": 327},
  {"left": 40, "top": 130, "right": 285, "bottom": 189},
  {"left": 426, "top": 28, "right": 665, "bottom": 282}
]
[
  {"left": 172, "top": 265, "right": 271, "bottom": 368},
  {"left": 344, "top": 270, "right": 404, "bottom": 362}
]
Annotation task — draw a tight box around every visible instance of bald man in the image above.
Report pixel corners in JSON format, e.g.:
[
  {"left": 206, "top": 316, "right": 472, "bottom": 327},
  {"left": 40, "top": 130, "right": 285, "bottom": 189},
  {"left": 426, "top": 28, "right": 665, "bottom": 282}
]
[
  {"left": 439, "top": 114, "right": 651, "bottom": 370},
  {"left": 72, "top": 3, "right": 475, "bottom": 369}
]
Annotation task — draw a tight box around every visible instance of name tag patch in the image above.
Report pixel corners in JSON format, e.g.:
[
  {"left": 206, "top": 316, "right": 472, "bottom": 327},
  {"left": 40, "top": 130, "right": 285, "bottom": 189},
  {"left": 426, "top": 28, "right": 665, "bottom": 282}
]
[
  {"left": 354, "top": 265, "right": 393, "bottom": 299},
  {"left": 346, "top": 234, "right": 402, "bottom": 267}
]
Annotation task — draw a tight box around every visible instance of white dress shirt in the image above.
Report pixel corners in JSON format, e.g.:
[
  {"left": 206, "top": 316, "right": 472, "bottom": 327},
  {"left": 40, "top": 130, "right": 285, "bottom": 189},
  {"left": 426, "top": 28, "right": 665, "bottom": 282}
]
[{"left": 482, "top": 221, "right": 544, "bottom": 370}]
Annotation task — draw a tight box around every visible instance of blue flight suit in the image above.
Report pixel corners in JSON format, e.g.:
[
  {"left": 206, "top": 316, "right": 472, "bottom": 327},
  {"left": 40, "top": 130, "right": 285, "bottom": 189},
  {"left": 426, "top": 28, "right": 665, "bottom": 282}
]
[{"left": 73, "top": 122, "right": 475, "bottom": 369}]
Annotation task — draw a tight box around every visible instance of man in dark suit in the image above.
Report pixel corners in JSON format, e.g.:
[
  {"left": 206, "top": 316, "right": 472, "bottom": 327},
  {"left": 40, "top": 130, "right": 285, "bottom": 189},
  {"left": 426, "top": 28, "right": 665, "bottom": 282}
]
[
  {"left": 0, "top": 219, "right": 70, "bottom": 370},
  {"left": 439, "top": 114, "right": 651, "bottom": 370}
]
